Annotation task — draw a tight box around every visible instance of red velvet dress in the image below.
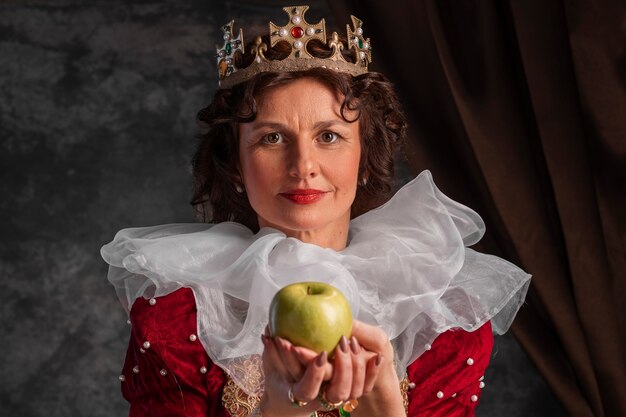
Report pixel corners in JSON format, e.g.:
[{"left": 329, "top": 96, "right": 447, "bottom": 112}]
[{"left": 120, "top": 288, "right": 493, "bottom": 417}]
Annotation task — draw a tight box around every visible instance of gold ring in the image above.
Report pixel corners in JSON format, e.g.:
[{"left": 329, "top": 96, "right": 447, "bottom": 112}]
[
  {"left": 318, "top": 388, "right": 345, "bottom": 411},
  {"left": 288, "top": 386, "right": 308, "bottom": 407}
]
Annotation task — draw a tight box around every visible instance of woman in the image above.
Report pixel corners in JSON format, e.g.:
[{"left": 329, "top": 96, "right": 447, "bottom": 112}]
[{"left": 102, "top": 6, "right": 530, "bottom": 417}]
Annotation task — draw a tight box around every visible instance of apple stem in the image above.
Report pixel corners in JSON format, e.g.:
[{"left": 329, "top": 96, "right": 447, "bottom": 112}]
[{"left": 307, "top": 285, "right": 312, "bottom": 295}]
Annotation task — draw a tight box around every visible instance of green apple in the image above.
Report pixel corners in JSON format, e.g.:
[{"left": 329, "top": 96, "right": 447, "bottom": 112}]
[{"left": 268, "top": 281, "right": 352, "bottom": 355}]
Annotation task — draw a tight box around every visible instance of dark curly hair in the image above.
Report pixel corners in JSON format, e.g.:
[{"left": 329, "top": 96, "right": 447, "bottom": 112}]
[{"left": 191, "top": 36, "right": 407, "bottom": 232}]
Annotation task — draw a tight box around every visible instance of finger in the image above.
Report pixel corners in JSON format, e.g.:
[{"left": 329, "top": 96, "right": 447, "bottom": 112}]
[
  {"left": 292, "top": 351, "right": 328, "bottom": 403},
  {"left": 325, "top": 336, "right": 352, "bottom": 403},
  {"left": 362, "top": 353, "right": 383, "bottom": 394},
  {"left": 275, "top": 337, "right": 305, "bottom": 381},
  {"left": 349, "top": 336, "right": 366, "bottom": 399},
  {"left": 292, "top": 346, "right": 334, "bottom": 380},
  {"left": 291, "top": 345, "right": 319, "bottom": 365},
  {"left": 351, "top": 320, "right": 390, "bottom": 352},
  {"left": 261, "top": 335, "right": 289, "bottom": 377}
]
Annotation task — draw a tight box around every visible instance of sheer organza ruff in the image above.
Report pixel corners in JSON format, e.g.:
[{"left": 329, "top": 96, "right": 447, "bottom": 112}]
[{"left": 101, "top": 170, "right": 531, "bottom": 396}]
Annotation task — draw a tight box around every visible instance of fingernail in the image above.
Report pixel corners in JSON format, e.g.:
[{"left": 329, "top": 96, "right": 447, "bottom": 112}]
[
  {"left": 376, "top": 353, "right": 383, "bottom": 366},
  {"left": 339, "top": 336, "right": 349, "bottom": 353},
  {"left": 316, "top": 351, "right": 327, "bottom": 367},
  {"left": 276, "top": 337, "right": 289, "bottom": 350},
  {"left": 261, "top": 335, "right": 269, "bottom": 347},
  {"left": 350, "top": 336, "right": 360, "bottom": 354}
]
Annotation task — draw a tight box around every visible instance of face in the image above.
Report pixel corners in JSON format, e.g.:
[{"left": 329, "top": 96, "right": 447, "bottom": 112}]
[{"left": 238, "top": 77, "right": 361, "bottom": 248}]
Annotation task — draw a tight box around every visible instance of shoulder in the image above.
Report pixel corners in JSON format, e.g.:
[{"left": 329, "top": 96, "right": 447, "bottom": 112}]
[
  {"left": 120, "top": 288, "right": 228, "bottom": 416},
  {"left": 405, "top": 322, "right": 493, "bottom": 416},
  {"left": 129, "top": 287, "right": 199, "bottom": 333}
]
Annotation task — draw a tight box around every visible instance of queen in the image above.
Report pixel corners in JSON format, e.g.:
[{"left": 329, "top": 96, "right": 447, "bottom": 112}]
[{"left": 101, "top": 5, "right": 530, "bottom": 417}]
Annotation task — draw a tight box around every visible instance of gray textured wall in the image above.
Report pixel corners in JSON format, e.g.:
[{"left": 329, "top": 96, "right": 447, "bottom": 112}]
[{"left": 0, "top": 1, "right": 565, "bottom": 416}]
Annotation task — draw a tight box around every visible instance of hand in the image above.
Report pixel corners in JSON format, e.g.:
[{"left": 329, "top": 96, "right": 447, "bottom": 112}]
[
  {"left": 260, "top": 328, "right": 326, "bottom": 417},
  {"left": 349, "top": 320, "right": 396, "bottom": 377},
  {"left": 260, "top": 321, "right": 387, "bottom": 416},
  {"left": 289, "top": 320, "right": 404, "bottom": 417},
  {"left": 291, "top": 322, "right": 389, "bottom": 402},
  {"left": 348, "top": 321, "right": 405, "bottom": 417}
]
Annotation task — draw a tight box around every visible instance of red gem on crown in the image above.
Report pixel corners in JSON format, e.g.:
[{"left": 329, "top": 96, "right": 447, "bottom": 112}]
[{"left": 291, "top": 26, "right": 304, "bottom": 38}]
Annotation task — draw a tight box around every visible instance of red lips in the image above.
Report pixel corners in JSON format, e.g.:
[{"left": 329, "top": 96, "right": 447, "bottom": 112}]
[{"left": 280, "top": 189, "right": 327, "bottom": 204}]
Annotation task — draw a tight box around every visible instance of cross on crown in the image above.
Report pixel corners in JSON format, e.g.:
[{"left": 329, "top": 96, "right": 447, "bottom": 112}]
[{"left": 269, "top": 6, "right": 325, "bottom": 59}]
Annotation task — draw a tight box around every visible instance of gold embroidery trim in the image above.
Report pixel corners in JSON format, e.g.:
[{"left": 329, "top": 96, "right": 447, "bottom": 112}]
[
  {"left": 222, "top": 376, "right": 261, "bottom": 417},
  {"left": 399, "top": 374, "right": 410, "bottom": 415},
  {"left": 221, "top": 355, "right": 264, "bottom": 417}
]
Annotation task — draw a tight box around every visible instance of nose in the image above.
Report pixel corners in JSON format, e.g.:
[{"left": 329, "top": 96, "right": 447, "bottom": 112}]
[{"left": 288, "top": 138, "right": 318, "bottom": 180}]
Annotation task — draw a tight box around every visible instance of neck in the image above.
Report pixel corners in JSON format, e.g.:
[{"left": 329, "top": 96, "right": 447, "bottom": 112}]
[
  {"left": 258, "top": 218, "right": 351, "bottom": 251},
  {"left": 287, "top": 228, "right": 349, "bottom": 251}
]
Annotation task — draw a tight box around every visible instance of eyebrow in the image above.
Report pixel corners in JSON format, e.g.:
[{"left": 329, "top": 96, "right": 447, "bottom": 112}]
[
  {"left": 246, "top": 121, "right": 285, "bottom": 133},
  {"left": 313, "top": 120, "right": 352, "bottom": 130},
  {"left": 247, "top": 119, "right": 353, "bottom": 134}
]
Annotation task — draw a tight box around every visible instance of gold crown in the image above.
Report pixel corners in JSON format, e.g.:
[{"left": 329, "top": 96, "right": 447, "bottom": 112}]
[{"left": 216, "top": 5, "right": 372, "bottom": 88}]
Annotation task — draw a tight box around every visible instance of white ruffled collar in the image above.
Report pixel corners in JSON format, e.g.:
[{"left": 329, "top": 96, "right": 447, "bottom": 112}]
[{"left": 101, "top": 170, "right": 530, "bottom": 395}]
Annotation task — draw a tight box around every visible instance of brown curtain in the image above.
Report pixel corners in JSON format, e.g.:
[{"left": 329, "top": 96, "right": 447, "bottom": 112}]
[{"left": 328, "top": 1, "right": 626, "bottom": 416}]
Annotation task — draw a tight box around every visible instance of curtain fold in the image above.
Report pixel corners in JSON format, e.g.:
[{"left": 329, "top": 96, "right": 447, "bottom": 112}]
[{"left": 328, "top": 1, "right": 626, "bottom": 416}]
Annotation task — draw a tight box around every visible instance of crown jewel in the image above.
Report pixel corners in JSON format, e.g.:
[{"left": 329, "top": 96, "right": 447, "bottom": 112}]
[{"left": 216, "top": 5, "right": 372, "bottom": 88}]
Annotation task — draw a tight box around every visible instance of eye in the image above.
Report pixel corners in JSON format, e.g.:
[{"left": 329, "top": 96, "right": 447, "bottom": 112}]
[
  {"left": 262, "top": 132, "right": 283, "bottom": 144},
  {"left": 319, "top": 131, "right": 340, "bottom": 144}
]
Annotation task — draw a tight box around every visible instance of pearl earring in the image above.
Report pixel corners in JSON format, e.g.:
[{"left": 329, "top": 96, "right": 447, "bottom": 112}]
[
  {"left": 235, "top": 184, "right": 244, "bottom": 193},
  {"left": 360, "top": 177, "right": 368, "bottom": 186}
]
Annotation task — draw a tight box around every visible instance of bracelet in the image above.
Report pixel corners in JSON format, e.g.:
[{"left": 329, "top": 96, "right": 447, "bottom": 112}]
[
  {"left": 308, "top": 410, "right": 352, "bottom": 417},
  {"left": 308, "top": 402, "right": 355, "bottom": 417},
  {"left": 308, "top": 409, "right": 351, "bottom": 417}
]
